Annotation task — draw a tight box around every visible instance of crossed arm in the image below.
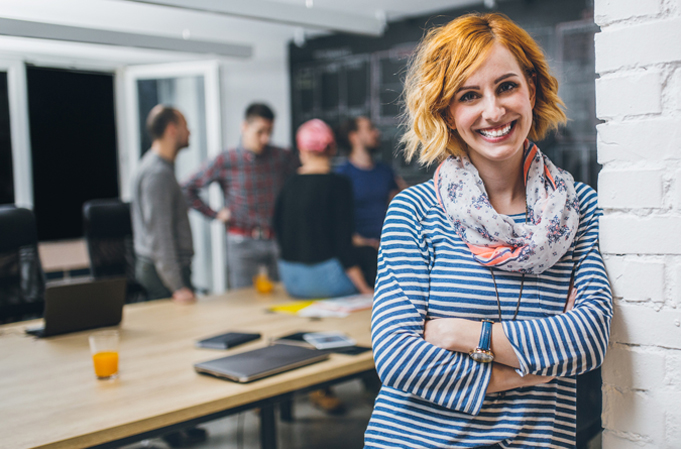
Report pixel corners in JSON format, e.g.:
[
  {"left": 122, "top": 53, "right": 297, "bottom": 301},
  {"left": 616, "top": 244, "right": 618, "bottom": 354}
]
[{"left": 423, "top": 289, "right": 577, "bottom": 393}]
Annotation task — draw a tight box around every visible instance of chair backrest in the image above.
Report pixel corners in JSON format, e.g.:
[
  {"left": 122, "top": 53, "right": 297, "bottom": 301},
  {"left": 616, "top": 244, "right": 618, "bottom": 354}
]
[
  {"left": 0, "top": 206, "right": 46, "bottom": 323},
  {"left": 83, "top": 199, "right": 146, "bottom": 303},
  {"left": 83, "top": 199, "right": 134, "bottom": 279}
]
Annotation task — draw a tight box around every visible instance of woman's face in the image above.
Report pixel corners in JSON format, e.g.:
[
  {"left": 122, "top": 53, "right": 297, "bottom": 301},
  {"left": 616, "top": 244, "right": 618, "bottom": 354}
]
[{"left": 448, "top": 43, "right": 536, "bottom": 169}]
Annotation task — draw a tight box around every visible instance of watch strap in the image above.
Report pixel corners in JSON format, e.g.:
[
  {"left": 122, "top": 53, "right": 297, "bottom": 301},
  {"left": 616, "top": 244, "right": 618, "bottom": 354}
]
[{"left": 477, "top": 320, "right": 493, "bottom": 352}]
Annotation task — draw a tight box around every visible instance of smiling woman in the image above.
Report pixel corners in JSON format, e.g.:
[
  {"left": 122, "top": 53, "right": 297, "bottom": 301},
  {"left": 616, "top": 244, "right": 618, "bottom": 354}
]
[{"left": 364, "top": 13, "right": 612, "bottom": 449}]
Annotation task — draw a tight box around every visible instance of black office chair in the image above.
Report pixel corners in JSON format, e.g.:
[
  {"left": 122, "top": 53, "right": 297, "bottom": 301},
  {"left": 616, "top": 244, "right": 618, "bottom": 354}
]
[
  {"left": 83, "top": 199, "right": 147, "bottom": 303},
  {"left": 576, "top": 367, "right": 603, "bottom": 448},
  {"left": 0, "top": 206, "right": 46, "bottom": 324}
]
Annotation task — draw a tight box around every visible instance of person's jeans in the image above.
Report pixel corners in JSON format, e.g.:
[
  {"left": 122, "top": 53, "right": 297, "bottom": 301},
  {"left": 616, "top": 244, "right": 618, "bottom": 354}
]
[
  {"left": 277, "top": 258, "right": 358, "bottom": 299},
  {"left": 226, "top": 233, "right": 279, "bottom": 289},
  {"left": 135, "top": 257, "right": 193, "bottom": 300}
]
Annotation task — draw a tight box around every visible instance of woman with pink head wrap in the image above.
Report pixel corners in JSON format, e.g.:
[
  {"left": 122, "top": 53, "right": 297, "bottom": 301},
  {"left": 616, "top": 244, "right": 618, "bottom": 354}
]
[
  {"left": 273, "top": 119, "right": 373, "bottom": 299},
  {"left": 275, "top": 120, "right": 375, "bottom": 414},
  {"left": 296, "top": 118, "right": 335, "bottom": 153}
]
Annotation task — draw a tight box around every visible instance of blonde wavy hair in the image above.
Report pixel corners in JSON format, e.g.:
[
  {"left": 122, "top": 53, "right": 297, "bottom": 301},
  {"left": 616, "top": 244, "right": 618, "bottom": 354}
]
[{"left": 401, "top": 13, "right": 567, "bottom": 165}]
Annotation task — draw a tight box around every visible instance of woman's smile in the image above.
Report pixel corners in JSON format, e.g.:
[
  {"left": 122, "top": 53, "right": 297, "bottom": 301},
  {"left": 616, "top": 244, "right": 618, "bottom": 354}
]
[{"left": 477, "top": 120, "right": 516, "bottom": 141}]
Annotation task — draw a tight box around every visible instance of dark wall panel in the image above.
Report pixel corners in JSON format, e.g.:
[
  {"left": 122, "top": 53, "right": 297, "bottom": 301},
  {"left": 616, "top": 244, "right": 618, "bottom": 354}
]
[
  {"left": 0, "top": 72, "right": 13, "bottom": 206},
  {"left": 27, "top": 66, "right": 118, "bottom": 241}
]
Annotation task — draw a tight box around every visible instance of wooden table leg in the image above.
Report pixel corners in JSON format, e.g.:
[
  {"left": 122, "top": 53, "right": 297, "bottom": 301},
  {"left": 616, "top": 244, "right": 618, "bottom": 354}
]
[{"left": 259, "top": 404, "right": 277, "bottom": 449}]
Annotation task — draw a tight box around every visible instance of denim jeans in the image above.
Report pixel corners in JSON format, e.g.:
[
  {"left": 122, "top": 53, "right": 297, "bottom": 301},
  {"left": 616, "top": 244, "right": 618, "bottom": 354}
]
[{"left": 277, "top": 258, "right": 358, "bottom": 299}]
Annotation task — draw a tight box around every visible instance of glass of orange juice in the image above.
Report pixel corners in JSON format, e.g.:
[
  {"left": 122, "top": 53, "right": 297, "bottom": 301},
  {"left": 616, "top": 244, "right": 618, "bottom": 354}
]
[
  {"left": 253, "top": 265, "right": 274, "bottom": 294},
  {"left": 88, "top": 330, "right": 119, "bottom": 380}
]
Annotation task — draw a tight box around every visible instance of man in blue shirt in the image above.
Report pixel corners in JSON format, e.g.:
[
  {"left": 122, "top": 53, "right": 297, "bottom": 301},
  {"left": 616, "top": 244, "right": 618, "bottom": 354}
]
[{"left": 336, "top": 117, "right": 406, "bottom": 250}]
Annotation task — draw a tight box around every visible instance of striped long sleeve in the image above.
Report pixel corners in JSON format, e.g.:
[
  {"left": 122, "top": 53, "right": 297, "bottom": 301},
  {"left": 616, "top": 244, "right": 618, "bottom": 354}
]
[
  {"left": 365, "top": 180, "right": 612, "bottom": 448},
  {"left": 502, "top": 183, "right": 613, "bottom": 377},
  {"left": 371, "top": 184, "right": 491, "bottom": 416}
]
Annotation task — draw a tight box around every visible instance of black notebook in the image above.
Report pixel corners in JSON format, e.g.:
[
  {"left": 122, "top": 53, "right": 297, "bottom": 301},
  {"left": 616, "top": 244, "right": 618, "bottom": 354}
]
[
  {"left": 195, "top": 332, "right": 261, "bottom": 350},
  {"left": 194, "top": 344, "right": 329, "bottom": 383}
]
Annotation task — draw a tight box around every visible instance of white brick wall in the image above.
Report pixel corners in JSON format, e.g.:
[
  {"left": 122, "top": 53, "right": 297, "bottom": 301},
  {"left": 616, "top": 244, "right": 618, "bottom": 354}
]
[
  {"left": 598, "top": 169, "right": 664, "bottom": 209},
  {"left": 595, "top": 18, "right": 681, "bottom": 73},
  {"left": 596, "top": 71, "right": 663, "bottom": 119},
  {"left": 596, "top": 0, "right": 681, "bottom": 447},
  {"left": 597, "top": 119, "right": 681, "bottom": 163},
  {"left": 594, "top": 0, "right": 662, "bottom": 25}
]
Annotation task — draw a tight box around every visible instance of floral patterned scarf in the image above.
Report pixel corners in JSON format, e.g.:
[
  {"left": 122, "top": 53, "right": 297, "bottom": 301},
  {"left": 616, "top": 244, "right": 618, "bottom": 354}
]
[{"left": 434, "top": 140, "right": 579, "bottom": 274}]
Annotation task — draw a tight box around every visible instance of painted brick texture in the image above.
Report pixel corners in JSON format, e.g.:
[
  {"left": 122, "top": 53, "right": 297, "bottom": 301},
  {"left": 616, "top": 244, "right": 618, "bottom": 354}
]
[
  {"left": 598, "top": 169, "right": 664, "bottom": 209},
  {"left": 595, "top": 18, "right": 681, "bottom": 72},
  {"left": 596, "top": 0, "right": 681, "bottom": 447},
  {"left": 594, "top": 0, "right": 662, "bottom": 25},
  {"left": 597, "top": 119, "right": 681, "bottom": 163},
  {"left": 596, "top": 71, "right": 662, "bottom": 118}
]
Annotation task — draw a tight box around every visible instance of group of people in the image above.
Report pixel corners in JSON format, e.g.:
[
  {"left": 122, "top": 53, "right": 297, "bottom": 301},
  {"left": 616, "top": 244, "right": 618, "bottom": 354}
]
[
  {"left": 132, "top": 104, "right": 401, "bottom": 305},
  {"left": 132, "top": 11, "right": 612, "bottom": 449}
]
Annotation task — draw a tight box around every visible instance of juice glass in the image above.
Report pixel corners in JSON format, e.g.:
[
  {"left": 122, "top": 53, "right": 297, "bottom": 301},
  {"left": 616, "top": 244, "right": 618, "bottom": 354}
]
[
  {"left": 88, "top": 330, "right": 119, "bottom": 380},
  {"left": 253, "top": 265, "right": 274, "bottom": 294}
]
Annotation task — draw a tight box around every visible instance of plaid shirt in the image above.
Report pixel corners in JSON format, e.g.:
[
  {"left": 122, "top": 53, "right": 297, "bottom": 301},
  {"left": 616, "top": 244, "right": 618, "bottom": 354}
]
[{"left": 182, "top": 145, "right": 299, "bottom": 232}]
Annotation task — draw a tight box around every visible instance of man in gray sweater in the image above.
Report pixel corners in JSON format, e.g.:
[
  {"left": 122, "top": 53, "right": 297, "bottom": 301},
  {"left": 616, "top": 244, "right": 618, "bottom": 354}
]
[{"left": 132, "top": 105, "right": 195, "bottom": 304}]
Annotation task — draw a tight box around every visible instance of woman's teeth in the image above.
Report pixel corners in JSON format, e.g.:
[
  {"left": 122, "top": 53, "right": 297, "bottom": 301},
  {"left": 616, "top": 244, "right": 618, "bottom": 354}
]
[{"left": 478, "top": 122, "right": 513, "bottom": 138}]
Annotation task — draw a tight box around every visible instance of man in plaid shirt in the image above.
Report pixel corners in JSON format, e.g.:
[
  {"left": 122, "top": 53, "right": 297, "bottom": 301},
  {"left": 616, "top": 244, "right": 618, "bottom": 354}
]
[{"left": 182, "top": 103, "right": 298, "bottom": 289}]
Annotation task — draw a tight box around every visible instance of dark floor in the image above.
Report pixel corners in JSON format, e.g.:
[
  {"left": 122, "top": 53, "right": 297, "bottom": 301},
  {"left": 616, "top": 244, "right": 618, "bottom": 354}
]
[
  {"left": 121, "top": 379, "right": 602, "bottom": 449},
  {"left": 122, "top": 379, "right": 374, "bottom": 449}
]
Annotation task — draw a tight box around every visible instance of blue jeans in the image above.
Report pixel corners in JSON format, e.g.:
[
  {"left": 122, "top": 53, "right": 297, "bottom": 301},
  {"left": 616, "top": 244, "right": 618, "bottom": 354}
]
[{"left": 277, "top": 258, "right": 358, "bottom": 299}]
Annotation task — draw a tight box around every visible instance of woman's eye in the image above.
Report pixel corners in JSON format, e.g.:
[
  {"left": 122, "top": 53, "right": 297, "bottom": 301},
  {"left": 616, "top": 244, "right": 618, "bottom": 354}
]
[
  {"left": 498, "top": 82, "right": 518, "bottom": 93},
  {"left": 459, "top": 92, "right": 477, "bottom": 102}
]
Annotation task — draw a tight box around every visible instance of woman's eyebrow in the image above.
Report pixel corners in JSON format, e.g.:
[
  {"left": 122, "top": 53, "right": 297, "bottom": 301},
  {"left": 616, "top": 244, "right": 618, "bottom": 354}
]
[
  {"left": 494, "top": 72, "right": 518, "bottom": 83},
  {"left": 456, "top": 72, "right": 520, "bottom": 94}
]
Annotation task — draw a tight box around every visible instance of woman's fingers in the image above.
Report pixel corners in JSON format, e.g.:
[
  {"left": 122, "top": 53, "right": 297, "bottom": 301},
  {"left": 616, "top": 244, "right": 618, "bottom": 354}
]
[
  {"left": 522, "top": 373, "right": 556, "bottom": 388},
  {"left": 487, "top": 363, "right": 555, "bottom": 394}
]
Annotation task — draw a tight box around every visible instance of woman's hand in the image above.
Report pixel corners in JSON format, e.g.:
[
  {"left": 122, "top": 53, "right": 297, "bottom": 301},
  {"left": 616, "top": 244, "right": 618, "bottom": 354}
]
[
  {"left": 345, "top": 266, "right": 374, "bottom": 295},
  {"left": 352, "top": 233, "right": 380, "bottom": 250},
  {"left": 487, "top": 363, "right": 554, "bottom": 394}
]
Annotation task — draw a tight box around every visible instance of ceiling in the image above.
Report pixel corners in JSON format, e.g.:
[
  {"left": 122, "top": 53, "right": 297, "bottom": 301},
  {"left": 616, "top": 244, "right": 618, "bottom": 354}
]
[{"left": 0, "top": 0, "right": 485, "bottom": 65}]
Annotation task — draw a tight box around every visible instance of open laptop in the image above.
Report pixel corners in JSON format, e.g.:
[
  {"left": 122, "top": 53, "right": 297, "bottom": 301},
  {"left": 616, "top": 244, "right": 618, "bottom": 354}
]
[
  {"left": 25, "top": 277, "right": 127, "bottom": 338},
  {"left": 194, "top": 344, "right": 330, "bottom": 383}
]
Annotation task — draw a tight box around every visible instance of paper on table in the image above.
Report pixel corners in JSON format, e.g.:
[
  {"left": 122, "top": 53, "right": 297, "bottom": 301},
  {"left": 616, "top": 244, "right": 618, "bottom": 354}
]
[
  {"left": 268, "top": 300, "right": 316, "bottom": 315},
  {"left": 268, "top": 294, "right": 374, "bottom": 318}
]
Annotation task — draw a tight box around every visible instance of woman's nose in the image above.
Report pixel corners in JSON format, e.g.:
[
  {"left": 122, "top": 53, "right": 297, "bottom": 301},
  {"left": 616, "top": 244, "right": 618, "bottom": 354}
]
[{"left": 481, "top": 96, "right": 505, "bottom": 123}]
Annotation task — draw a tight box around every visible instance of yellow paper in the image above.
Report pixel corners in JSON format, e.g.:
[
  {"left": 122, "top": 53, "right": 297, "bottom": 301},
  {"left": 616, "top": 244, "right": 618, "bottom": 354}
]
[{"left": 268, "top": 300, "right": 316, "bottom": 315}]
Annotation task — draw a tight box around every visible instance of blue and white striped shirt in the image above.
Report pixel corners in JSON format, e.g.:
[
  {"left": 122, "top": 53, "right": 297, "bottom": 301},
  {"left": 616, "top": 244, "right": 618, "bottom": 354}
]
[{"left": 365, "top": 180, "right": 612, "bottom": 449}]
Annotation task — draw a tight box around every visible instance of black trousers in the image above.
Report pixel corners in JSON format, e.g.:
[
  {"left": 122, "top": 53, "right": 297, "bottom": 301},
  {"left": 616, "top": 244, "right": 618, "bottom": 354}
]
[{"left": 135, "top": 257, "right": 193, "bottom": 300}]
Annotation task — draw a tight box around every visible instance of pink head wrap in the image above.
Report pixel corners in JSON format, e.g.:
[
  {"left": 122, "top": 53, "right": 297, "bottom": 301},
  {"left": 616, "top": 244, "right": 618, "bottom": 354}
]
[{"left": 296, "top": 119, "right": 335, "bottom": 153}]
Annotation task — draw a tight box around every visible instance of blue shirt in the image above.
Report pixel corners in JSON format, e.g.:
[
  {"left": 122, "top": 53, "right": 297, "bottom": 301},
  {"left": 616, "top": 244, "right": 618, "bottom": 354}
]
[
  {"left": 364, "top": 180, "right": 612, "bottom": 448},
  {"left": 335, "top": 161, "right": 398, "bottom": 240}
]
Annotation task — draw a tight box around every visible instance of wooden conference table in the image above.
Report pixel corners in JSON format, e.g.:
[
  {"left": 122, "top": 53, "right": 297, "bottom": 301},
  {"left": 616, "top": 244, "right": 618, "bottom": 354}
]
[{"left": 0, "top": 286, "right": 375, "bottom": 449}]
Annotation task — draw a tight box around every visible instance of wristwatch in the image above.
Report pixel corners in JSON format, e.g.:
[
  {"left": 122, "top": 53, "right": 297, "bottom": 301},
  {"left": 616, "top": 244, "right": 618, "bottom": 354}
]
[{"left": 469, "top": 320, "right": 495, "bottom": 363}]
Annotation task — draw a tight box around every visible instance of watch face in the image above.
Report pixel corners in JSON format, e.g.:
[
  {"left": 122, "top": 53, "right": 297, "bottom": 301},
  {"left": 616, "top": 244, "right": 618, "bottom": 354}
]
[{"left": 470, "top": 349, "right": 494, "bottom": 363}]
